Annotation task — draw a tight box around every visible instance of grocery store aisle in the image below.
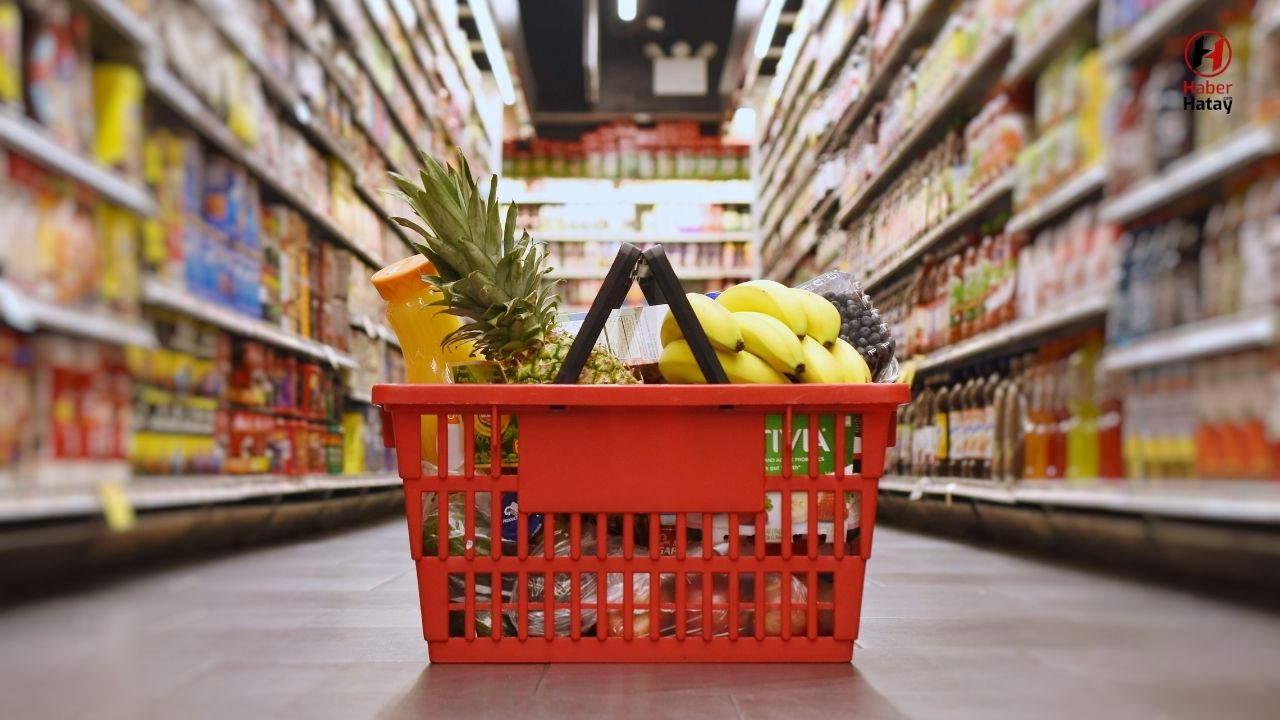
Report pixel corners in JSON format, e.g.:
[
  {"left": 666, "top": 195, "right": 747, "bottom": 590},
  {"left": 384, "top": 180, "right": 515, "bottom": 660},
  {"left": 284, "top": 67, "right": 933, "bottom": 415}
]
[{"left": 1, "top": 522, "right": 1277, "bottom": 720}]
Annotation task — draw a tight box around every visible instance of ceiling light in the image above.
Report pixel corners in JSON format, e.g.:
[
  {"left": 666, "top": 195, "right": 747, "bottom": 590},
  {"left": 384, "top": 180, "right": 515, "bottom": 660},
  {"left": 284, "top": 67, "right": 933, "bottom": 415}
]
[
  {"left": 753, "top": 0, "right": 785, "bottom": 59},
  {"left": 469, "top": 0, "right": 516, "bottom": 105},
  {"left": 618, "top": 0, "right": 637, "bottom": 22}
]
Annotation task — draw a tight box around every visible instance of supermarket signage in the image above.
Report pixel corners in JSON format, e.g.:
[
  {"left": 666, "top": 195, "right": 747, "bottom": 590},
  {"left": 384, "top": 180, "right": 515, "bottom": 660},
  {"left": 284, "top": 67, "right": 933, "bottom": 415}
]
[{"left": 1183, "top": 30, "right": 1235, "bottom": 115}]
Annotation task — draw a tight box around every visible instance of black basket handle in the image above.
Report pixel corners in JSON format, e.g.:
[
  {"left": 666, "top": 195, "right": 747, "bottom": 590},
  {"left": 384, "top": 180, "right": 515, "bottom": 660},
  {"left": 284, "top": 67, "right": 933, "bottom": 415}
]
[{"left": 554, "top": 244, "right": 728, "bottom": 384}]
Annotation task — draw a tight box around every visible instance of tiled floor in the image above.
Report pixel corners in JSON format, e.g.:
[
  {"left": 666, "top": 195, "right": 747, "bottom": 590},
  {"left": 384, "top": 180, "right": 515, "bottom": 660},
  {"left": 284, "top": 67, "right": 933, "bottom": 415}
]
[{"left": 1, "top": 521, "right": 1277, "bottom": 719}]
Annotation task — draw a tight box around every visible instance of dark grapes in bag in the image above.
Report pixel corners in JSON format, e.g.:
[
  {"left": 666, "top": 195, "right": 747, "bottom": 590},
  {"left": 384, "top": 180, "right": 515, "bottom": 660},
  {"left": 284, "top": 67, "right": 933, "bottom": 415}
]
[{"left": 797, "top": 271, "right": 899, "bottom": 382}]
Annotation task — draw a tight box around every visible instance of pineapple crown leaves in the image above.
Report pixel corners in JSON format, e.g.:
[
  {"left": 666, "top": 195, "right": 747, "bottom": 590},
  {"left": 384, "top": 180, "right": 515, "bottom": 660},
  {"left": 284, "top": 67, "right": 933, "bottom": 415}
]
[{"left": 385, "top": 148, "right": 562, "bottom": 362}]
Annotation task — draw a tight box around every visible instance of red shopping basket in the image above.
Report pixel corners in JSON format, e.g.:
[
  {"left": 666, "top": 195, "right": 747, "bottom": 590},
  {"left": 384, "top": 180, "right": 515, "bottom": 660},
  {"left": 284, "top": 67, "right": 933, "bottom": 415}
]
[{"left": 373, "top": 245, "right": 908, "bottom": 662}]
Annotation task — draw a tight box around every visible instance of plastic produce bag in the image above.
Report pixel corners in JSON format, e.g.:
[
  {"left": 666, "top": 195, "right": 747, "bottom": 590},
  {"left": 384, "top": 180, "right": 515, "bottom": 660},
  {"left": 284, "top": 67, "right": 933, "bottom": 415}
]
[
  {"left": 602, "top": 551, "right": 830, "bottom": 638},
  {"left": 504, "top": 519, "right": 611, "bottom": 636},
  {"left": 422, "top": 492, "right": 497, "bottom": 636},
  {"left": 798, "top": 271, "right": 900, "bottom": 382}
]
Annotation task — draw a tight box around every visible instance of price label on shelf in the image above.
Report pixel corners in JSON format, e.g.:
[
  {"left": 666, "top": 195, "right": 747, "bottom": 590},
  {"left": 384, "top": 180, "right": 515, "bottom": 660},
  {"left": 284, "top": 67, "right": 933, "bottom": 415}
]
[{"left": 97, "top": 482, "right": 136, "bottom": 533}]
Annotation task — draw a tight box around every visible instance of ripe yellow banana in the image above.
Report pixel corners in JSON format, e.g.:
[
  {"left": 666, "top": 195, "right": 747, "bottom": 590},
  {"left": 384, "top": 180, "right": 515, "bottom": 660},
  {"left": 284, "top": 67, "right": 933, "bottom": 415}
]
[
  {"left": 659, "top": 293, "right": 745, "bottom": 352},
  {"left": 659, "top": 339, "right": 789, "bottom": 385},
  {"left": 792, "top": 288, "right": 841, "bottom": 347},
  {"left": 796, "top": 336, "right": 845, "bottom": 384},
  {"left": 715, "top": 280, "right": 808, "bottom": 337},
  {"left": 733, "top": 311, "right": 805, "bottom": 376},
  {"left": 829, "top": 337, "right": 872, "bottom": 383}
]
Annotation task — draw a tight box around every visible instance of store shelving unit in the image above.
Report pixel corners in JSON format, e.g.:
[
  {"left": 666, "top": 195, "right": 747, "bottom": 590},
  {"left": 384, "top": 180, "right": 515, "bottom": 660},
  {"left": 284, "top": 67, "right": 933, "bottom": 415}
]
[
  {"left": 0, "top": 281, "right": 158, "bottom": 348},
  {"left": 861, "top": 173, "right": 1016, "bottom": 293},
  {"left": 1102, "top": 0, "right": 1214, "bottom": 64},
  {"left": 0, "top": 0, "right": 498, "bottom": 540},
  {"left": 536, "top": 231, "right": 754, "bottom": 244},
  {"left": 1100, "top": 308, "right": 1280, "bottom": 372},
  {"left": 0, "top": 473, "right": 401, "bottom": 523},
  {"left": 917, "top": 292, "right": 1111, "bottom": 372},
  {"left": 1100, "top": 124, "right": 1280, "bottom": 224},
  {"left": 142, "top": 280, "right": 358, "bottom": 370},
  {"left": 1004, "top": 0, "right": 1100, "bottom": 84},
  {"left": 145, "top": 63, "right": 390, "bottom": 270},
  {"left": 1006, "top": 165, "right": 1108, "bottom": 234},
  {"left": 758, "top": 0, "right": 1280, "bottom": 537},
  {"left": 836, "top": 32, "right": 1014, "bottom": 228},
  {"left": 0, "top": 114, "right": 157, "bottom": 217},
  {"left": 502, "top": 179, "right": 754, "bottom": 206},
  {"left": 880, "top": 475, "right": 1280, "bottom": 524}
]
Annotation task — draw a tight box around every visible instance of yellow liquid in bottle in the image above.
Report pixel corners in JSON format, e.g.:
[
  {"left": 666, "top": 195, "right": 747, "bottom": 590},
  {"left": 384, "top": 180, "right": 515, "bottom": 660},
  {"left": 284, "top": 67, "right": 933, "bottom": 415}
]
[{"left": 372, "top": 255, "right": 475, "bottom": 468}]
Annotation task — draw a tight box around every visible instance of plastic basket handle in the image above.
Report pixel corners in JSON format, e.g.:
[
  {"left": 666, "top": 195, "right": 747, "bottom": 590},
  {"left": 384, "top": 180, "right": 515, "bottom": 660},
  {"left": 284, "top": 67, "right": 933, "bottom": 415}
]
[{"left": 553, "top": 244, "right": 728, "bottom": 384}]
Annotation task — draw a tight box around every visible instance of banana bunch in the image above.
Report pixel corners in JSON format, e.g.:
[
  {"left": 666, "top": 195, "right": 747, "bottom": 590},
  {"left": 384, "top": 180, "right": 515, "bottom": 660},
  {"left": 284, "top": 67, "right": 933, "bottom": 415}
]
[{"left": 658, "top": 282, "right": 872, "bottom": 384}]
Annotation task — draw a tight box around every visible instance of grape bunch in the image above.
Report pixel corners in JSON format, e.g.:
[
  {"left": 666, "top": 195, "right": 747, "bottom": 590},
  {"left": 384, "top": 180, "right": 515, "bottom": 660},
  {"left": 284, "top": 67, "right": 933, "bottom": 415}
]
[{"left": 822, "top": 290, "right": 895, "bottom": 379}]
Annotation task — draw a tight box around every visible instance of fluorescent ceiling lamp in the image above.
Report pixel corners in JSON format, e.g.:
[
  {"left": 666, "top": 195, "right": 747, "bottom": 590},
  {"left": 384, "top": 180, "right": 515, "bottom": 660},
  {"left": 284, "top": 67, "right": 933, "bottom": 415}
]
[
  {"left": 753, "top": 0, "right": 784, "bottom": 59},
  {"left": 618, "top": 0, "right": 636, "bottom": 22},
  {"left": 470, "top": 0, "right": 516, "bottom": 105}
]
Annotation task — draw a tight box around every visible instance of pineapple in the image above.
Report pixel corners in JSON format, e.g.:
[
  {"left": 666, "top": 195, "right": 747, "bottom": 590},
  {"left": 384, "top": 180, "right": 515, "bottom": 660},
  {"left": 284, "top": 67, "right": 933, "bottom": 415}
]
[{"left": 389, "top": 151, "right": 637, "bottom": 385}]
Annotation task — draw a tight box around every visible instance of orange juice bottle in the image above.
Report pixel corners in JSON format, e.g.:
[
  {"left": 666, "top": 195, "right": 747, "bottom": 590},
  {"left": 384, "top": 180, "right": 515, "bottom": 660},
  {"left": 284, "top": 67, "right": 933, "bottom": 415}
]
[{"left": 372, "top": 255, "right": 475, "bottom": 468}]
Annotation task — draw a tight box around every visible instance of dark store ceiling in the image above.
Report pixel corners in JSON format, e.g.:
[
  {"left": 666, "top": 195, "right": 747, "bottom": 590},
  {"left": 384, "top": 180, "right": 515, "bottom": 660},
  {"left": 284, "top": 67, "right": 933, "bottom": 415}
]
[{"left": 460, "top": 0, "right": 803, "bottom": 137}]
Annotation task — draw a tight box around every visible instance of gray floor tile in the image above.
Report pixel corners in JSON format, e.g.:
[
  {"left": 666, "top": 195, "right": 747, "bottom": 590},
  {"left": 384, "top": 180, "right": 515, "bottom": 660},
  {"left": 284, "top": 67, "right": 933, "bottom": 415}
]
[{"left": 1, "top": 522, "right": 1277, "bottom": 719}]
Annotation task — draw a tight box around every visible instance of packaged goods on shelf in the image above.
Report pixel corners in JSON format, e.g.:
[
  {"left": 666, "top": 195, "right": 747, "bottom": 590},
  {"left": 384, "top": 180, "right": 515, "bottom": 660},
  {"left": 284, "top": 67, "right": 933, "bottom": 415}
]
[
  {"left": 1016, "top": 47, "right": 1111, "bottom": 209},
  {"left": 1121, "top": 349, "right": 1279, "bottom": 481},
  {"left": 0, "top": 1, "right": 19, "bottom": 108},
  {"left": 19, "top": 0, "right": 95, "bottom": 155},
  {"left": 503, "top": 122, "right": 749, "bottom": 181},
  {"left": 1108, "top": 168, "right": 1280, "bottom": 345},
  {"left": 1, "top": 152, "right": 142, "bottom": 313},
  {"left": 844, "top": 102, "right": 1025, "bottom": 282},
  {"left": 515, "top": 199, "right": 752, "bottom": 234},
  {"left": 895, "top": 332, "right": 1108, "bottom": 483},
  {"left": 0, "top": 328, "right": 33, "bottom": 479},
  {"left": 11, "top": 335, "right": 134, "bottom": 485}
]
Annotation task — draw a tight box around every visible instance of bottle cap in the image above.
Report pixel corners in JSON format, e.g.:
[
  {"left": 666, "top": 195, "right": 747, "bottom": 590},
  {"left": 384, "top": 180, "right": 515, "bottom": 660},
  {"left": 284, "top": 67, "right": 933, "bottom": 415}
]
[{"left": 371, "top": 254, "right": 437, "bottom": 302}]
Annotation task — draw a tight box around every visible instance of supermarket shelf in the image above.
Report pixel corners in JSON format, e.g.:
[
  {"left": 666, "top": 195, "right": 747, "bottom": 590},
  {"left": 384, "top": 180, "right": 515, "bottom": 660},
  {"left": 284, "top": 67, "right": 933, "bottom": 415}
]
[
  {"left": 0, "top": 473, "right": 401, "bottom": 523},
  {"left": 818, "top": 0, "right": 949, "bottom": 158},
  {"left": 0, "top": 281, "right": 158, "bottom": 347},
  {"left": 1103, "top": 0, "right": 1213, "bottom": 65},
  {"left": 536, "top": 231, "right": 754, "bottom": 244},
  {"left": 861, "top": 173, "right": 1015, "bottom": 293},
  {"left": 766, "top": 223, "right": 820, "bottom": 283},
  {"left": 1100, "top": 307, "right": 1280, "bottom": 372},
  {"left": 758, "top": 39, "right": 819, "bottom": 191},
  {"left": 501, "top": 179, "right": 754, "bottom": 205},
  {"left": 1100, "top": 125, "right": 1280, "bottom": 224},
  {"left": 82, "top": 0, "right": 156, "bottom": 48},
  {"left": 0, "top": 114, "right": 156, "bottom": 217},
  {"left": 191, "top": 0, "right": 361, "bottom": 174},
  {"left": 838, "top": 31, "right": 1014, "bottom": 228},
  {"left": 348, "top": 388, "right": 374, "bottom": 404},
  {"left": 318, "top": 0, "right": 423, "bottom": 153},
  {"left": 760, "top": 140, "right": 821, "bottom": 244},
  {"left": 353, "top": 0, "right": 439, "bottom": 136},
  {"left": 265, "top": 0, "right": 395, "bottom": 166},
  {"left": 762, "top": 0, "right": 868, "bottom": 182},
  {"left": 880, "top": 475, "right": 1280, "bottom": 523},
  {"left": 146, "top": 64, "right": 386, "bottom": 270},
  {"left": 917, "top": 292, "right": 1111, "bottom": 372},
  {"left": 755, "top": 3, "right": 869, "bottom": 216},
  {"left": 349, "top": 315, "right": 400, "bottom": 348},
  {"left": 550, "top": 266, "right": 754, "bottom": 281},
  {"left": 141, "top": 280, "right": 358, "bottom": 369},
  {"left": 1007, "top": 165, "right": 1108, "bottom": 234},
  {"left": 1004, "top": 0, "right": 1099, "bottom": 85}
]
